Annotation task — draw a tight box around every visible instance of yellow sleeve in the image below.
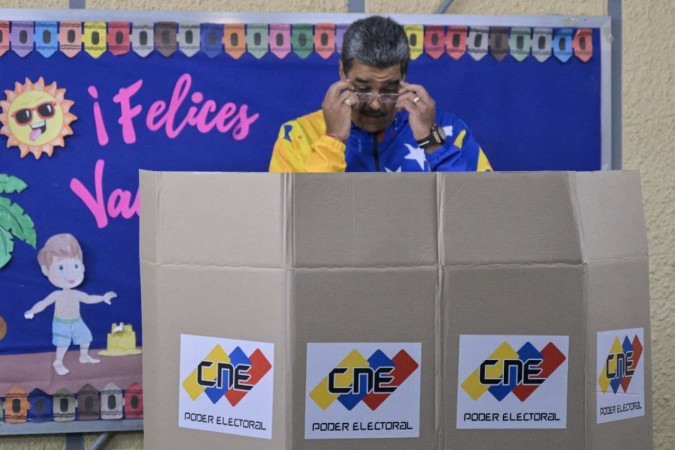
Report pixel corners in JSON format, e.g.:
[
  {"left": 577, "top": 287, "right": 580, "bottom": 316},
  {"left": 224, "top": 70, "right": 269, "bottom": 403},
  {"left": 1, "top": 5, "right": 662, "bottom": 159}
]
[{"left": 269, "top": 112, "right": 347, "bottom": 173}]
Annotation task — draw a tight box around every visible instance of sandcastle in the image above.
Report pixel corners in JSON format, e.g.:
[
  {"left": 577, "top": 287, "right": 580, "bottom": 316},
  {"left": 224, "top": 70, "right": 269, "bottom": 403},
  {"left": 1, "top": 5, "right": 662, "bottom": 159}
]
[{"left": 99, "top": 322, "right": 142, "bottom": 356}]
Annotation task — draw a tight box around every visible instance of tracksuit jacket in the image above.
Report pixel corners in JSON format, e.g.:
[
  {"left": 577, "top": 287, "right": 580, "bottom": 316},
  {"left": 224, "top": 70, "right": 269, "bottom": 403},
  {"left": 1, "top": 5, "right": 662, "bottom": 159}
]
[{"left": 269, "top": 109, "right": 492, "bottom": 173}]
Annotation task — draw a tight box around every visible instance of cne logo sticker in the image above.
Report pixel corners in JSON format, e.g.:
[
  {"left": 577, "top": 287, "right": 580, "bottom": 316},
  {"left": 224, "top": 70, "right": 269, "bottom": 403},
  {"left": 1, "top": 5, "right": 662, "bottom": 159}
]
[
  {"left": 597, "top": 328, "right": 645, "bottom": 424},
  {"left": 305, "top": 343, "right": 422, "bottom": 440},
  {"left": 179, "top": 334, "right": 274, "bottom": 439},
  {"left": 309, "top": 348, "right": 418, "bottom": 411},
  {"left": 182, "top": 344, "right": 271, "bottom": 406},
  {"left": 457, "top": 335, "right": 569, "bottom": 430},
  {"left": 461, "top": 341, "right": 566, "bottom": 402},
  {"left": 598, "top": 335, "right": 642, "bottom": 395}
]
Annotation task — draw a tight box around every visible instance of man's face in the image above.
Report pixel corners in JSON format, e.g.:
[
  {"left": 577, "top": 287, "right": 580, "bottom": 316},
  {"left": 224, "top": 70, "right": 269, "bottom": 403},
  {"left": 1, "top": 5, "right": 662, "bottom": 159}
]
[
  {"left": 340, "top": 60, "right": 404, "bottom": 133},
  {"left": 43, "top": 257, "right": 85, "bottom": 289}
]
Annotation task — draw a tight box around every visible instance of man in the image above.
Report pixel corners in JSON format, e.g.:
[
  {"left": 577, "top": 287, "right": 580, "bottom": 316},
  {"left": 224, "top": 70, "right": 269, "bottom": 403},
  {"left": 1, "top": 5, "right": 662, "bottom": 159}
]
[{"left": 269, "top": 15, "right": 492, "bottom": 173}]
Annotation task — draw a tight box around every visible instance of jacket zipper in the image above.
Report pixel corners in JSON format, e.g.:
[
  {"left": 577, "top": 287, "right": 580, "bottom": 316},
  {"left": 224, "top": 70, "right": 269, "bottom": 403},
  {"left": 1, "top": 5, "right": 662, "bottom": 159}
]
[{"left": 373, "top": 134, "right": 381, "bottom": 172}]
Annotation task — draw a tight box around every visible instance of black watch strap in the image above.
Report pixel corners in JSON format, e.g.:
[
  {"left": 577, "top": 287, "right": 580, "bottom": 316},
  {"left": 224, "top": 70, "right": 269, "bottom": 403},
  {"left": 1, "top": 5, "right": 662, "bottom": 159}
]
[{"left": 416, "top": 124, "right": 446, "bottom": 150}]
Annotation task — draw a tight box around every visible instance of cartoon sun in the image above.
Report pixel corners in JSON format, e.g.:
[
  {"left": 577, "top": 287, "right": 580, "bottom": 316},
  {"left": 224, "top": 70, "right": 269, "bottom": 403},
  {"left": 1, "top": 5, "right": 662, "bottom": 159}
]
[{"left": 0, "top": 77, "right": 77, "bottom": 159}]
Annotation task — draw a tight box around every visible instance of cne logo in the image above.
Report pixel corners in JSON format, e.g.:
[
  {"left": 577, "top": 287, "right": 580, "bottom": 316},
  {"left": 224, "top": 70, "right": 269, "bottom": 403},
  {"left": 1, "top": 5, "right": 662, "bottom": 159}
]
[
  {"left": 309, "top": 349, "right": 419, "bottom": 411},
  {"left": 182, "top": 344, "right": 271, "bottom": 406},
  {"left": 461, "top": 341, "right": 566, "bottom": 402},
  {"left": 598, "top": 334, "right": 643, "bottom": 394}
]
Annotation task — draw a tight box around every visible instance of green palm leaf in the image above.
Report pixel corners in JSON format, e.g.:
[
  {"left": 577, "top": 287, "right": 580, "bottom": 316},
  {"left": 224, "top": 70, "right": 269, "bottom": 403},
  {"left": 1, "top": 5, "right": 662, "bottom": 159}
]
[
  {"left": 0, "top": 174, "right": 28, "bottom": 194},
  {"left": 0, "top": 196, "right": 36, "bottom": 248},
  {"left": 0, "top": 227, "right": 13, "bottom": 269}
]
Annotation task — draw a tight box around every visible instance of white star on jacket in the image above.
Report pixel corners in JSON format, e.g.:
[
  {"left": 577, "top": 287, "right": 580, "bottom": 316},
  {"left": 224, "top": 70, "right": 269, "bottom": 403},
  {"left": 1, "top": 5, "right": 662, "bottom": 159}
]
[
  {"left": 404, "top": 143, "right": 427, "bottom": 170},
  {"left": 385, "top": 166, "right": 402, "bottom": 172}
]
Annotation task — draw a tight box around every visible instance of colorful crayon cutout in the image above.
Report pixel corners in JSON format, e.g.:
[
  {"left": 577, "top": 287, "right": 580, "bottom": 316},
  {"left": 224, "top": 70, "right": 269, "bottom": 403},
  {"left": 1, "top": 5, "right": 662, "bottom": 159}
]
[
  {"left": 0, "top": 20, "right": 594, "bottom": 62},
  {"left": 1, "top": 382, "right": 143, "bottom": 423}
]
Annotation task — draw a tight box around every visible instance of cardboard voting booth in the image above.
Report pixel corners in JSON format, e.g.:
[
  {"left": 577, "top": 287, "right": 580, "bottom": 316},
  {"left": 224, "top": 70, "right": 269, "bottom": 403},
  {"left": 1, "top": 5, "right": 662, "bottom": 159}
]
[{"left": 139, "top": 171, "right": 652, "bottom": 450}]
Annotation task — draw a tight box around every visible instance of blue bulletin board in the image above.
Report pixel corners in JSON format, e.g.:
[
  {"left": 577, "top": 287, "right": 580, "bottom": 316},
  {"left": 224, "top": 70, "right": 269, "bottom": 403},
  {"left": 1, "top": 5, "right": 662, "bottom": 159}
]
[{"left": 0, "top": 9, "right": 611, "bottom": 433}]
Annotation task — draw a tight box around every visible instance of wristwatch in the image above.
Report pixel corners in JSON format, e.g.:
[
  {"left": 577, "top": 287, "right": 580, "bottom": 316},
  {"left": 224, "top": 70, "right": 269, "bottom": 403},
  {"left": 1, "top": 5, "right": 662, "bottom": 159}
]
[{"left": 416, "top": 124, "right": 446, "bottom": 150}]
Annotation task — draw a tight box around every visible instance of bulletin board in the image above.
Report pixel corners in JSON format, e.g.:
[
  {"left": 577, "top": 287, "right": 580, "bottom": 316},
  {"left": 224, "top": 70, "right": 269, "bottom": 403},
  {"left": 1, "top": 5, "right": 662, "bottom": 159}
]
[{"left": 0, "top": 9, "right": 611, "bottom": 434}]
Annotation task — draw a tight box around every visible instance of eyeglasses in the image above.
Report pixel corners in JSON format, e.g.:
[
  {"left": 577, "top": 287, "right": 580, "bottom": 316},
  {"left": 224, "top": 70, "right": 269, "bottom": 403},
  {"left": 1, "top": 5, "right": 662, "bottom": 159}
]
[
  {"left": 11, "top": 102, "right": 57, "bottom": 125},
  {"left": 354, "top": 92, "right": 400, "bottom": 105}
]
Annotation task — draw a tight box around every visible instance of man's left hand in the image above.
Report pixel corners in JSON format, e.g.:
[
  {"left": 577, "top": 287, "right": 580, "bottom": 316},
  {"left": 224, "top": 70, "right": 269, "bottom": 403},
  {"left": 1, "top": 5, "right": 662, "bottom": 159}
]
[{"left": 397, "top": 81, "right": 438, "bottom": 149}]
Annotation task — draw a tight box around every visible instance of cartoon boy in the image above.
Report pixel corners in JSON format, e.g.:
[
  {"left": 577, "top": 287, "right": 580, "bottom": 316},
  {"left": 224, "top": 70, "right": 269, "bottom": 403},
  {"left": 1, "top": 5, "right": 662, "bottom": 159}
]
[{"left": 24, "top": 233, "right": 117, "bottom": 376}]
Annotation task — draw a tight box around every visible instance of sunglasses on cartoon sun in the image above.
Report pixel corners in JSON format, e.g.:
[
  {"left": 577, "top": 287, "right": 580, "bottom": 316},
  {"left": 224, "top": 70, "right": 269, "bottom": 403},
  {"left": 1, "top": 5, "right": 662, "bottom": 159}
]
[{"left": 11, "top": 102, "right": 57, "bottom": 125}]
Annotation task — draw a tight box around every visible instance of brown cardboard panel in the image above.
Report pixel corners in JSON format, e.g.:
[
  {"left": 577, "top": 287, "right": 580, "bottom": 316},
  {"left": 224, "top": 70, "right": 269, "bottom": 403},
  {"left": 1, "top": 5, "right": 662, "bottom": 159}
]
[
  {"left": 443, "top": 265, "right": 586, "bottom": 449},
  {"left": 140, "top": 171, "right": 287, "bottom": 268},
  {"left": 439, "top": 172, "right": 583, "bottom": 266},
  {"left": 290, "top": 268, "right": 437, "bottom": 450},
  {"left": 585, "top": 258, "right": 651, "bottom": 330},
  {"left": 291, "top": 173, "right": 438, "bottom": 268},
  {"left": 443, "top": 265, "right": 586, "bottom": 333},
  {"left": 141, "top": 264, "right": 288, "bottom": 449},
  {"left": 140, "top": 259, "right": 161, "bottom": 448},
  {"left": 139, "top": 170, "right": 653, "bottom": 450},
  {"left": 291, "top": 267, "right": 436, "bottom": 340},
  {"left": 585, "top": 258, "right": 652, "bottom": 450},
  {"left": 139, "top": 170, "right": 161, "bottom": 264},
  {"left": 574, "top": 171, "right": 648, "bottom": 262}
]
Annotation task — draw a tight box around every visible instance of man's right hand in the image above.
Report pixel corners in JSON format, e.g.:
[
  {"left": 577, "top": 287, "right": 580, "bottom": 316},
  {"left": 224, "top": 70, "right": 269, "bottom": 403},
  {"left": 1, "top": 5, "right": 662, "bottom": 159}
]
[{"left": 322, "top": 80, "right": 357, "bottom": 142}]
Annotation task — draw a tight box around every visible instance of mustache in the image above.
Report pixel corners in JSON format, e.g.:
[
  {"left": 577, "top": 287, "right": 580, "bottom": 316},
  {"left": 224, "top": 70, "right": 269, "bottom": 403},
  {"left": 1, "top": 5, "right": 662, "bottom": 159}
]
[{"left": 359, "top": 107, "right": 387, "bottom": 117}]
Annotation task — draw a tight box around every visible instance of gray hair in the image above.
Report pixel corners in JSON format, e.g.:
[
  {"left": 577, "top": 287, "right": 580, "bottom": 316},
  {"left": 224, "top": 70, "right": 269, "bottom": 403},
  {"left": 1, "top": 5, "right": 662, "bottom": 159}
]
[{"left": 341, "top": 16, "right": 410, "bottom": 76}]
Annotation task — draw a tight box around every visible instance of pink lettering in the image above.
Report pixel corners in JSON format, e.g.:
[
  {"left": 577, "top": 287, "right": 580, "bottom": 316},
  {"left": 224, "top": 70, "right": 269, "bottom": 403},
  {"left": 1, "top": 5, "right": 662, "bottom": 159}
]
[
  {"left": 146, "top": 100, "right": 167, "bottom": 131},
  {"left": 136, "top": 73, "right": 259, "bottom": 141},
  {"left": 70, "top": 159, "right": 107, "bottom": 228},
  {"left": 70, "top": 159, "right": 139, "bottom": 229},
  {"left": 232, "top": 105, "right": 259, "bottom": 141},
  {"left": 88, "top": 85, "right": 109, "bottom": 146},
  {"left": 163, "top": 73, "right": 192, "bottom": 138},
  {"left": 194, "top": 100, "right": 218, "bottom": 133},
  {"left": 213, "top": 103, "right": 237, "bottom": 133},
  {"left": 113, "top": 79, "right": 144, "bottom": 144},
  {"left": 106, "top": 74, "right": 259, "bottom": 144},
  {"left": 107, "top": 189, "right": 137, "bottom": 219}
]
